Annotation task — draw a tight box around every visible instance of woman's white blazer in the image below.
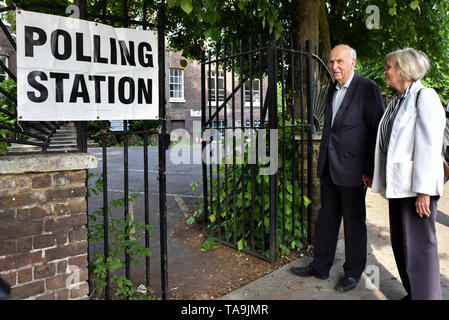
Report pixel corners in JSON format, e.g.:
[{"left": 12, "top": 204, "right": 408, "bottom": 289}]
[{"left": 372, "top": 81, "right": 446, "bottom": 199}]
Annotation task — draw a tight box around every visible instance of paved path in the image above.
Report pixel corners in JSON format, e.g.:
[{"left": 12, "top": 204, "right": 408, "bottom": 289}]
[{"left": 221, "top": 184, "right": 449, "bottom": 300}]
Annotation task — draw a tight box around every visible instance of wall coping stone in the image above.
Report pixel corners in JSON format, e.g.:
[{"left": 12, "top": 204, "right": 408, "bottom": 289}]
[{"left": 0, "top": 153, "right": 97, "bottom": 175}]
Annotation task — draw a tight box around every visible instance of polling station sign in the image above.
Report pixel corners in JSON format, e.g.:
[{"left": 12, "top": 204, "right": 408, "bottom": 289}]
[{"left": 16, "top": 10, "right": 159, "bottom": 121}]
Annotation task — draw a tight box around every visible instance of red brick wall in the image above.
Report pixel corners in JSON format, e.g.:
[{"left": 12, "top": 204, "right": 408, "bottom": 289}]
[{"left": 0, "top": 170, "right": 89, "bottom": 300}]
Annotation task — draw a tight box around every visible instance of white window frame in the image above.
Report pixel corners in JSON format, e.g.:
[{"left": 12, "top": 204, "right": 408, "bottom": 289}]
[
  {"left": 0, "top": 54, "right": 9, "bottom": 82},
  {"left": 169, "top": 68, "right": 185, "bottom": 102},
  {"left": 208, "top": 70, "right": 225, "bottom": 106},
  {"left": 244, "top": 79, "right": 261, "bottom": 107}
]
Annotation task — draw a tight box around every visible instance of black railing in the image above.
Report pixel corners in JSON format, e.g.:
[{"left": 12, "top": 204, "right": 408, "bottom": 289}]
[
  {"left": 0, "top": 0, "right": 168, "bottom": 301},
  {"left": 80, "top": 2, "right": 167, "bottom": 301},
  {"left": 200, "top": 35, "right": 332, "bottom": 262}
]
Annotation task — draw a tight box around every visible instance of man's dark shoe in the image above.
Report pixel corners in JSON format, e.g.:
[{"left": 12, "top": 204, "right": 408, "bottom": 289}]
[
  {"left": 290, "top": 264, "right": 329, "bottom": 280},
  {"left": 335, "top": 276, "right": 360, "bottom": 292}
]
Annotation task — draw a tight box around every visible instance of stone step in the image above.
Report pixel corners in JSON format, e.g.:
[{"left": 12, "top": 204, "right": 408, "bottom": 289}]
[{"left": 7, "top": 121, "right": 101, "bottom": 152}]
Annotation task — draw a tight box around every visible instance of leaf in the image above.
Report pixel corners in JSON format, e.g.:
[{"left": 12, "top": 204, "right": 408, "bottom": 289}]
[
  {"left": 180, "top": 0, "right": 193, "bottom": 14},
  {"left": 237, "top": 0, "right": 245, "bottom": 10},
  {"left": 279, "top": 244, "right": 290, "bottom": 255},
  {"left": 411, "top": 0, "right": 419, "bottom": 10},
  {"left": 210, "top": 29, "right": 221, "bottom": 42},
  {"left": 292, "top": 240, "right": 303, "bottom": 249},
  {"left": 388, "top": 7, "right": 397, "bottom": 16},
  {"left": 167, "top": 0, "right": 177, "bottom": 8},
  {"left": 303, "top": 196, "right": 312, "bottom": 208},
  {"left": 180, "top": 59, "right": 188, "bottom": 68},
  {"left": 201, "top": 237, "right": 220, "bottom": 252},
  {"left": 186, "top": 216, "right": 195, "bottom": 225},
  {"left": 237, "top": 239, "right": 243, "bottom": 251}
]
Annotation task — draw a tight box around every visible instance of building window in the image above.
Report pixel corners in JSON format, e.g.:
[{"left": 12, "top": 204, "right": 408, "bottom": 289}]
[
  {"left": 208, "top": 70, "right": 225, "bottom": 105},
  {"left": 169, "top": 68, "right": 184, "bottom": 102},
  {"left": 0, "top": 55, "right": 9, "bottom": 82},
  {"left": 244, "top": 79, "right": 260, "bottom": 106},
  {"left": 211, "top": 120, "right": 226, "bottom": 138}
]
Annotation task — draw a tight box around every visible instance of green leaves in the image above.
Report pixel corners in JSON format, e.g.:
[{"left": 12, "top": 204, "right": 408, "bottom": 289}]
[
  {"left": 388, "top": 6, "right": 397, "bottom": 16},
  {"left": 188, "top": 112, "right": 309, "bottom": 258},
  {"left": 167, "top": 0, "right": 178, "bottom": 8},
  {"left": 179, "top": 59, "right": 188, "bottom": 68},
  {"left": 237, "top": 239, "right": 244, "bottom": 251},
  {"left": 87, "top": 173, "right": 154, "bottom": 299},
  {"left": 201, "top": 237, "right": 221, "bottom": 251},
  {"left": 411, "top": 0, "right": 420, "bottom": 10},
  {"left": 180, "top": 0, "right": 193, "bottom": 14}
]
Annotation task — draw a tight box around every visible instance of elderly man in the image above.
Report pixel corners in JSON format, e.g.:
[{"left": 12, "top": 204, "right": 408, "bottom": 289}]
[{"left": 291, "top": 44, "right": 384, "bottom": 292}]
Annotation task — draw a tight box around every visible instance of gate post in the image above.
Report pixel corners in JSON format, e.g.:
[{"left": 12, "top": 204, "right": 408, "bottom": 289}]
[
  {"left": 157, "top": 5, "right": 168, "bottom": 301},
  {"left": 75, "top": 0, "right": 88, "bottom": 153},
  {"left": 305, "top": 40, "right": 314, "bottom": 244},
  {"left": 200, "top": 50, "right": 209, "bottom": 225},
  {"left": 267, "top": 33, "right": 279, "bottom": 263}
]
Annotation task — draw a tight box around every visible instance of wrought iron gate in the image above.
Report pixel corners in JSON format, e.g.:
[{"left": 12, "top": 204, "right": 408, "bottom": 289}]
[
  {"left": 0, "top": 0, "right": 169, "bottom": 300},
  {"left": 200, "top": 35, "right": 331, "bottom": 262},
  {"left": 75, "top": 1, "right": 169, "bottom": 301}
]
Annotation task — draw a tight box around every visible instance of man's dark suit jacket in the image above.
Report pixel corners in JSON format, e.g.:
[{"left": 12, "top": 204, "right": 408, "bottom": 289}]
[{"left": 317, "top": 72, "right": 384, "bottom": 187}]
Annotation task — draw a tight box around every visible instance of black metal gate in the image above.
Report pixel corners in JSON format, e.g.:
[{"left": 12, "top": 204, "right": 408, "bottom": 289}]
[
  {"left": 74, "top": 1, "right": 170, "bottom": 301},
  {"left": 0, "top": 0, "right": 169, "bottom": 300},
  {"left": 200, "top": 35, "right": 331, "bottom": 262}
]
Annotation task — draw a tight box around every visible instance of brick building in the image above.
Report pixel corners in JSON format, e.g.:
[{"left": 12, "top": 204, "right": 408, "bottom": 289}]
[
  {"left": 165, "top": 51, "right": 268, "bottom": 140},
  {"left": 0, "top": 22, "right": 15, "bottom": 83}
]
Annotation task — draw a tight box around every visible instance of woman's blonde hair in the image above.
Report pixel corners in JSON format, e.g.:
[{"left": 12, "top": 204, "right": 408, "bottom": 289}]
[{"left": 384, "top": 48, "right": 430, "bottom": 81}]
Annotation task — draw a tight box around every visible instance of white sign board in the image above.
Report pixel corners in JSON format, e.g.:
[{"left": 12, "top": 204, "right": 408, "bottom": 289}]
[
  {"left": 190, "top": 109, "right": 201, "bottom": 117},
  {"left": 109, "top": 120, "right": 129, "bottom": 131},
  {"left": 16, "top": 10, "right": 159, "bottom": 121}
]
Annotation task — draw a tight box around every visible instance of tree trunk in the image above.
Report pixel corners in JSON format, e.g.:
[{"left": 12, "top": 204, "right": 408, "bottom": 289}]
[
  {"left": 318, "top": 0, "right": 331, "bottom": 61},
  {"left": 291, "top": 0, "right": 321, "bottom": 53},
  {"left": 289, "top": 0, "right": 331, "bottom": 121}
]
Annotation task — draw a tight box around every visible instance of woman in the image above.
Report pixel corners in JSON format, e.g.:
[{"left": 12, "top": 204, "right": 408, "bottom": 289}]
[{"left": 371, "top": 48, "right": 445, "bottom": 300}]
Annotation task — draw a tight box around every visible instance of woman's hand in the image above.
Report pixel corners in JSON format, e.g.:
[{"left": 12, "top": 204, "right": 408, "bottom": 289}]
[
  {"left": 415, "top": 193, "right": 431, "bottom": 217},
  {"left": 362, "top": 175, "right": 372, "bottom": 188}
]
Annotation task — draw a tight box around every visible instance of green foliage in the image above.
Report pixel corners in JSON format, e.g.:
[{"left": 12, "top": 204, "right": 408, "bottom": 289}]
[
  {"left": 200, "top": 237, "right": 221, "bottom": 252},
  {"left": 189, "top": 114, "right": 310, "bottom": 258},
  {"left": 165, "top": 0, "right": 288, "bottom": 61},
  {"left": 87, "top": 120, "right": 159, "bottom": 147},
  {"left": 329, "top": 0, "right": 449, "bottom": 101},
  {"left": 0, "top": 79, "right": 17, "bottom": 152},
  {"left": 87, "top": 172, "right": 154, "bottom": 300}
]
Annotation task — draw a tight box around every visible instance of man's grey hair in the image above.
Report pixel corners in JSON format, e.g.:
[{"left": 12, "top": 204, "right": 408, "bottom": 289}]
[
  {"left": 384, "top": 48, "right": 430, "bottom": 81},
  {"left": 349, "top": 47, "right": 357, "bottom": 61},
  {"left": 329, "top": 44, "right": 357, "bottom": 61}
]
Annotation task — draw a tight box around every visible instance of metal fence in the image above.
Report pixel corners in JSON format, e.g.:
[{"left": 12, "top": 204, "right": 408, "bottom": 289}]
[
  {"left": 0, "top": 0, "right": 169, "bottom": 300},
  {"left": 200, "top": 35, "right": 332, "bottom": 262},
  {"left": 1, "top": 0, "right": 333, "bottom": 299}
]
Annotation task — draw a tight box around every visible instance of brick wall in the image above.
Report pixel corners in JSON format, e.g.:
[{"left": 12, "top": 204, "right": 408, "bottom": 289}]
[{"left": 0, "top": 154, "right": 97, "bottom": 300}]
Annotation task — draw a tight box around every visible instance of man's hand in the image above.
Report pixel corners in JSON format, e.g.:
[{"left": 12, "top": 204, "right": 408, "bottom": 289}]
[
  {"left": 415, "top": 193, "right": 431, "bottom": 217},
  {"left": 362, "top": 175, "right": 372, "bottom": 188}
]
